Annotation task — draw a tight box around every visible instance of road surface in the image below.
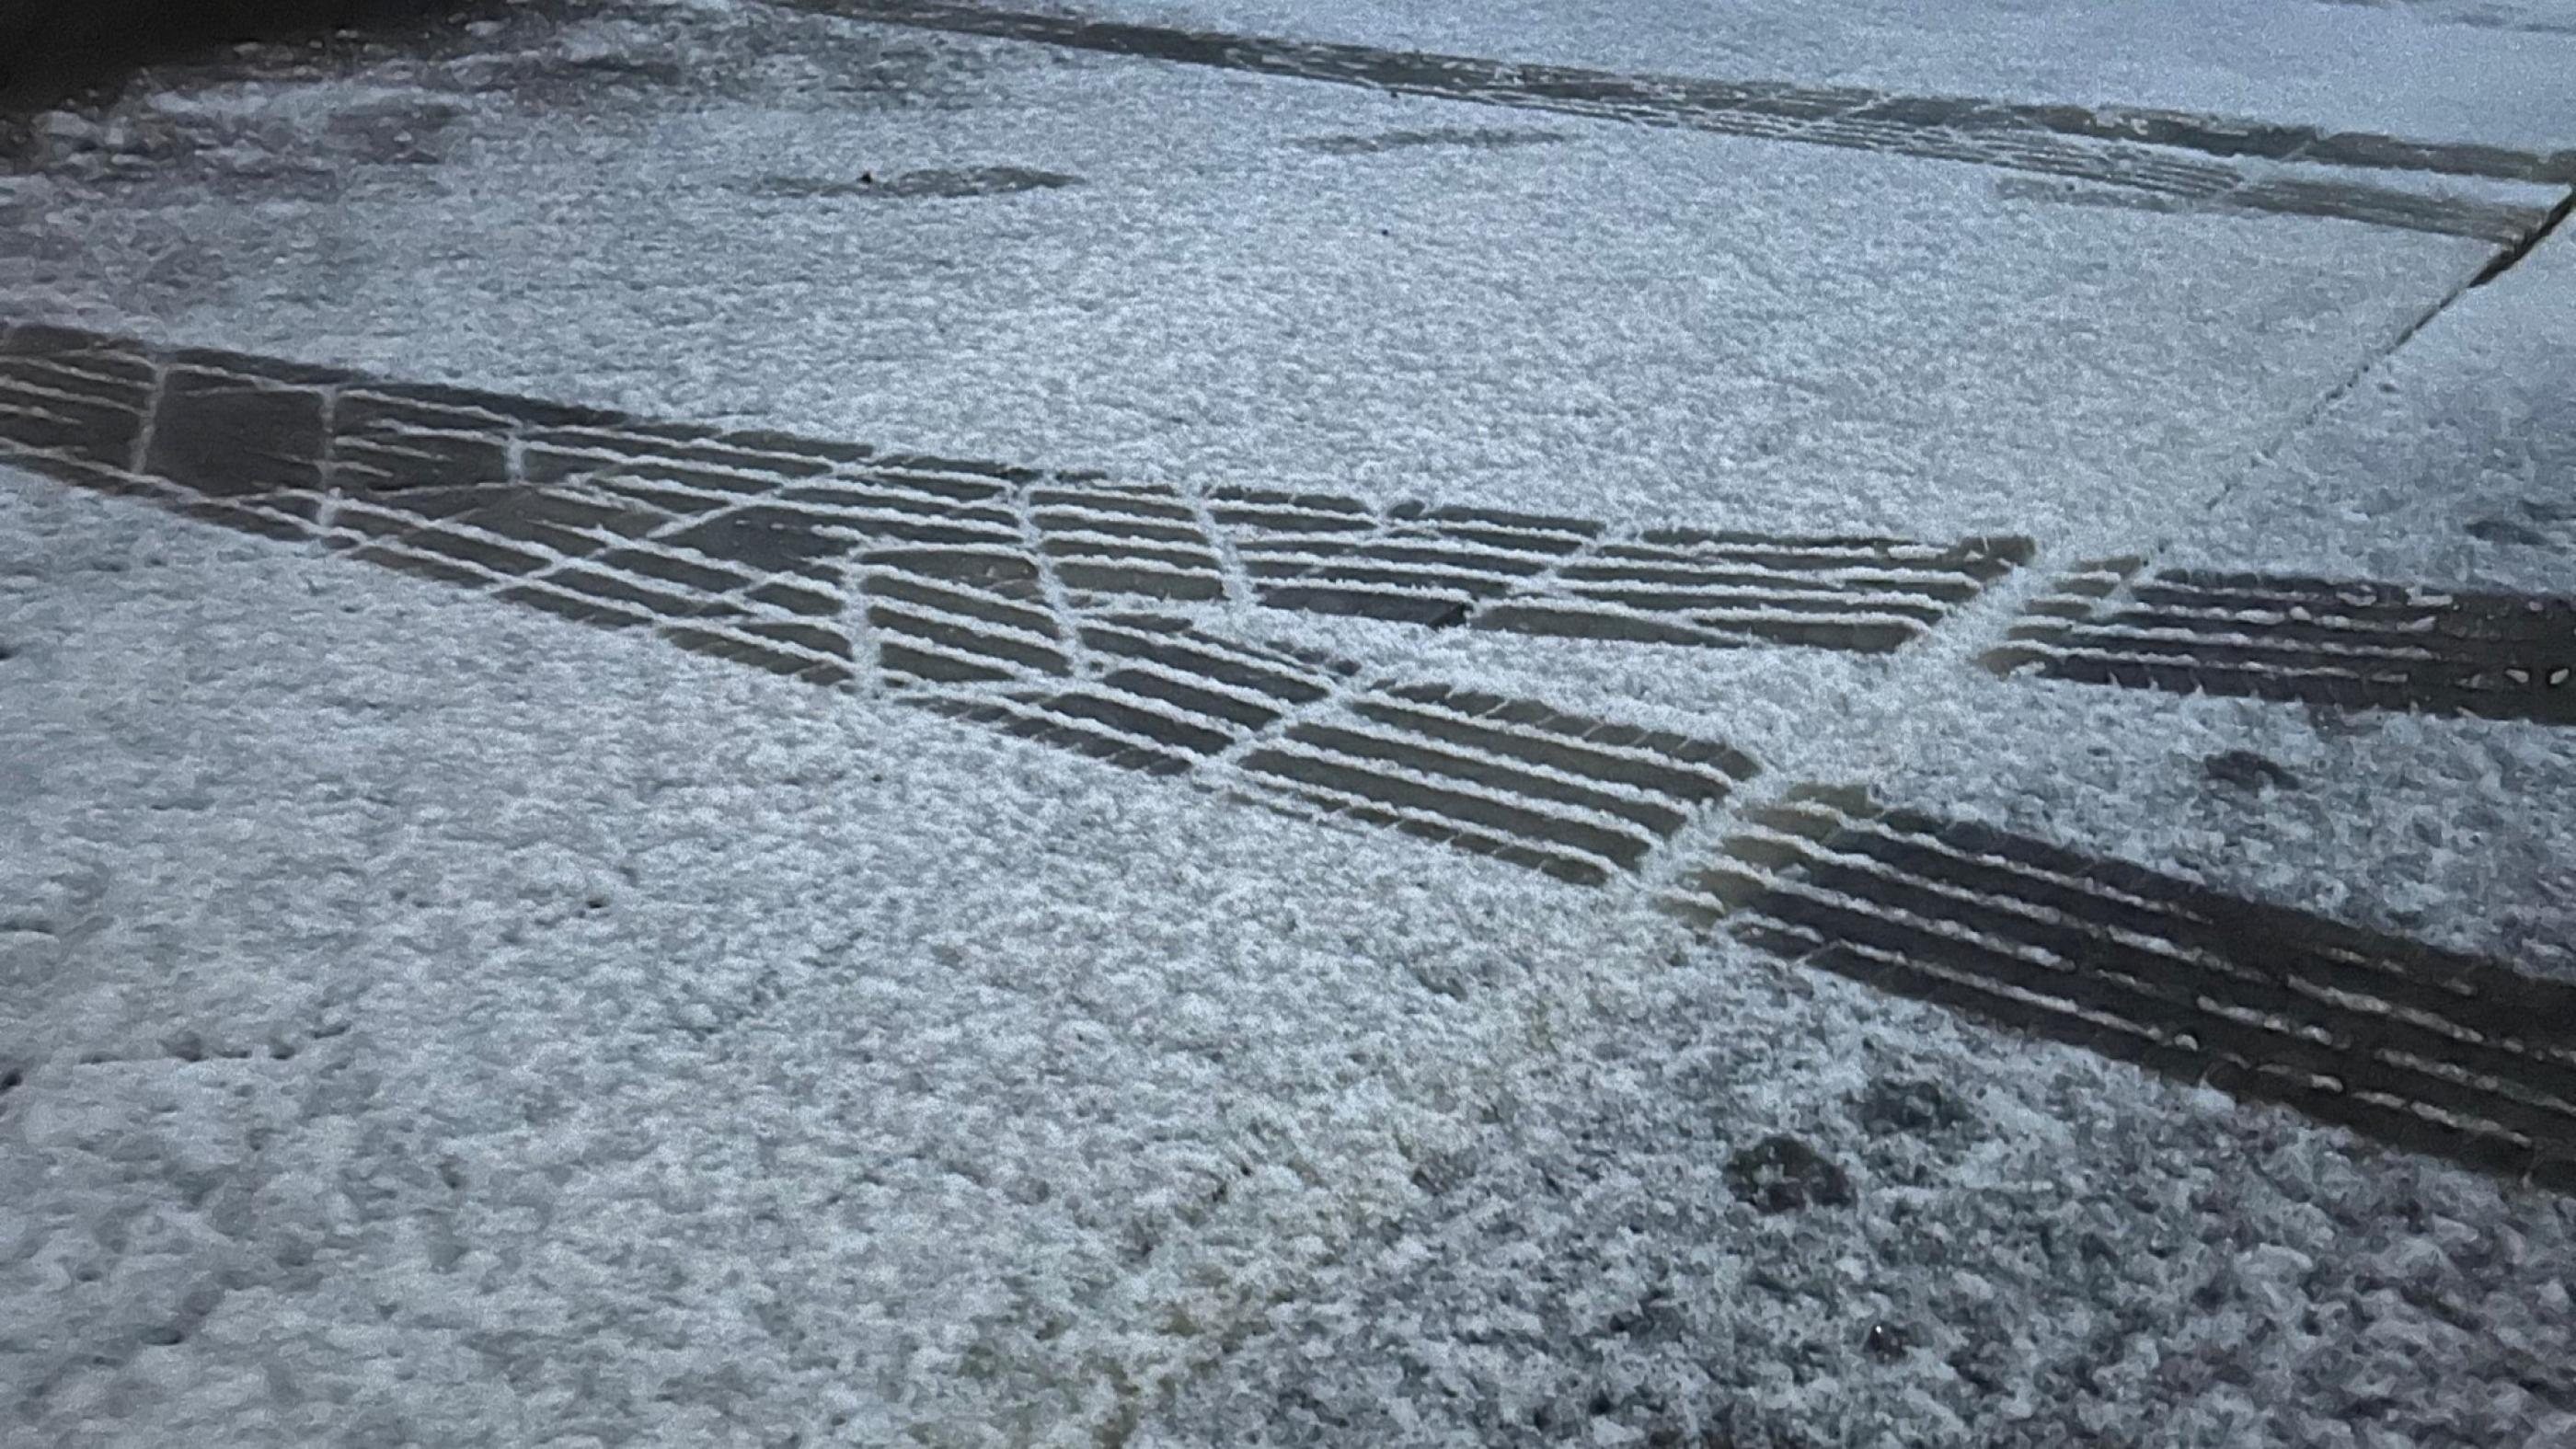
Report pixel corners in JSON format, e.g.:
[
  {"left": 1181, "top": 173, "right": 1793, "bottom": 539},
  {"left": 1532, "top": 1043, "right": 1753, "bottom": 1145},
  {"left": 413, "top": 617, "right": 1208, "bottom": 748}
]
[{"left": 3, "top": 2, "right": 2572, "bottom": 1445}]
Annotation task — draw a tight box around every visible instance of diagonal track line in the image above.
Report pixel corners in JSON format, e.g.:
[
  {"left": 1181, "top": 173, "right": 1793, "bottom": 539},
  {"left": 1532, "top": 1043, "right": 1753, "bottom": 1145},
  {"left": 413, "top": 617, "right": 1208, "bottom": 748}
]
[
  {"left": 0, "top": 319, "right": 1774, "bottom": 888},
  {"left": 1667, "top": 787, "right": 2576, "bottom": 1190},
  {"left": 769, "top": 0, "right": 2570, "bottom": 244}
]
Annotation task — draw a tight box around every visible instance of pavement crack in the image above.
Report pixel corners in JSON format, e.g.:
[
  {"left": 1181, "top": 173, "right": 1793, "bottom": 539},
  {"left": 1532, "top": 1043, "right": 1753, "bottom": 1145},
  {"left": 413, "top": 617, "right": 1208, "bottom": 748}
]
[{"left": 2470, "top": 185, "right": 2576, "bottom": 287}]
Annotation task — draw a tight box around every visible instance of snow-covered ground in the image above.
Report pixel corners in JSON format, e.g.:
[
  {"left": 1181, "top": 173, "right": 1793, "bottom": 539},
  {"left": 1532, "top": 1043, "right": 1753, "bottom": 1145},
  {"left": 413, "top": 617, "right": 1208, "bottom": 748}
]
[
  {"left": 0, "top": 0, "right": 2520, "bottom": 554},
  {"left": 1042, "top": 0, "right": 2576, "bottom": 157},
  {"left": 1, "top": 472, "right": 1710, "bottom": 1446},
  {"left": 4, "top": 3, "right": 2572, "bottom": 1445},
  {"left": 1888, "top": 225, "right": 2576, "bottom": 981},
  {"left": 1143, "top": 224, "right": 2576, "bottom": 1448}
]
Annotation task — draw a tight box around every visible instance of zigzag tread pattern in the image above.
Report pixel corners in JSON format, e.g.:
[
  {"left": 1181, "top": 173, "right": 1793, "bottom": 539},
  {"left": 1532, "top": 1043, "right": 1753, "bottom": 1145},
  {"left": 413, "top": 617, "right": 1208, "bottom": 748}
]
[{"left": 0, "top": 321, "right": 1784, "bottom": 886}]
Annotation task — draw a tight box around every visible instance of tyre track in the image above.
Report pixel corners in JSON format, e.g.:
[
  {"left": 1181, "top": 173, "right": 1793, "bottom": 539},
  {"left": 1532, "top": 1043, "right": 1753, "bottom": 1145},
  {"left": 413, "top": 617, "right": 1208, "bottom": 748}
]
[
  {"left": 1665, "top": 787, "right": 2576, "bottom": 1188},
  {"left": 0, "top": 320, "right": 1810, "bottom": 885},
  {"left": 776, "top": 0, "right": 2570, "bottom": 245},
  {"left": 1985, "top": 560, "right": 2576, "bottom": 726}
]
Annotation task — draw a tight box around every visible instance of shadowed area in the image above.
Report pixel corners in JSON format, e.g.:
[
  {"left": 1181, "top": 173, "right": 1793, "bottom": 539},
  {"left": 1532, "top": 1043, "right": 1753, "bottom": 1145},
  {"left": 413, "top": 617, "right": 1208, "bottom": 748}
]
[{"left": 0, "top": 0, "right": 467, "bottom": 106}]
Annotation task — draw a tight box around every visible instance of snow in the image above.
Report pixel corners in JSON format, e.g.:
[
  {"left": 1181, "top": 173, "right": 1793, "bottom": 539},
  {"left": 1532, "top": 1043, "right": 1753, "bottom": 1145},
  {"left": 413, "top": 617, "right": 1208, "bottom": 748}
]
[
  {"left": 2172, "top": 213, "right": 2576, "bottom": 599},
  {"left": 5, "top": 2, "right": 2574, "bottom": 1444},
  {"left": 1134, "top": 906, "right": 2576, "bottom": 1447},
  {"left": 16, "top": 467, "right": 2571, "bottom": 1447},
  {"left": 0, "top": 0, "right": 2504, "bottom": 559},
  {"left": 0, "top": 473, "right": 1679, "bottom": 1446},
  {"left": 1883, "top": 227, "right": 2576, "bottom": 983},
  {"left": 1052, "top": 0, "right": 2576, "bottom": 157}
]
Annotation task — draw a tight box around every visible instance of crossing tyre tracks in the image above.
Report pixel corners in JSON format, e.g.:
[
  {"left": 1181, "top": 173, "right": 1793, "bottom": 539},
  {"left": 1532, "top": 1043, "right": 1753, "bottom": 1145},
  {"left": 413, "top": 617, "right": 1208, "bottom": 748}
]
[
  {"left": 7, "top": 317, "right": 2570, "bottom": 1190},
  {"left": 784, "top": 0, "right": 2572, "bottom": 247}
]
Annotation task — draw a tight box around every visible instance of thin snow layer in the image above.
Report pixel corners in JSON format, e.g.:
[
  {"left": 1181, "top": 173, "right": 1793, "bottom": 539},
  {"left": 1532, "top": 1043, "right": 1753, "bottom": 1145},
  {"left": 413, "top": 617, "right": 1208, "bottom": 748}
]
[
  {"left": 1064, "top": 0, "right": 2576, "bottom": 155},
  {"left": 1141, "top": 584, "right": 2576, "bottom": 1445},
  {"left": 1875, "top": 228, "right": 2576, "bottom": 983},
  {"left": 2165, "top": 224, "right": 2576, "bottom": 598},
  {"left": 1239, "top": 602, "right": 1916, "bottom": 797},
  {"left": 1, "top": 0, "right": 2491, "bottom": 554},
  {"left": 1134, "top": 935, "right": 2576, "bottom": 1449},
  {"left": 1119, "top": 178, "right": 2576, "bottom": 1449},
  {"left": 15, "top": 476, "right": 2575, "bottom": 1449},
  {"left": 1138, "top": 943, "right": 2576, "bottom": 1433},
  {"left": 1890, "top": 674, "right": 2576, "bottom": 983},
  {"left": 5, "top": 9, "right": 2571, "bottom": 1447},
  {"left": 1149, "top": 945, "right": 2576, "bottom": 1448},
  {"left": 0, "top": 471, "right": 1690, "bottom": 1448}
]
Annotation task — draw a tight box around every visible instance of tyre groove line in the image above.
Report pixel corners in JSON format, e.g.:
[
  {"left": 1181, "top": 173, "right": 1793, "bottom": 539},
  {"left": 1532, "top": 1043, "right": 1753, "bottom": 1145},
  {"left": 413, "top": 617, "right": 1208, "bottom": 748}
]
[
  {"left": 1987, "top": 565, "right": 2576, "bottom": 725},
  {"left": 1683, "top": 791, "right": 2576, "bottom": 1187}
]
